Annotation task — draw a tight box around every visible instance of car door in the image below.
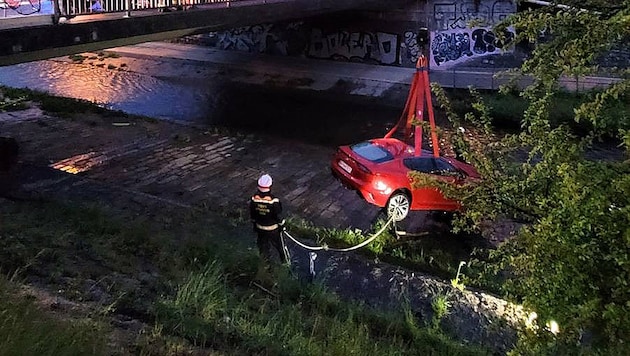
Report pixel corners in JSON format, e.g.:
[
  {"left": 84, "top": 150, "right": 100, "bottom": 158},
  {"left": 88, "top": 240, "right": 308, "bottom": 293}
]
[{"left": 404, "top": 157, "right": 462, "bottom": 210}]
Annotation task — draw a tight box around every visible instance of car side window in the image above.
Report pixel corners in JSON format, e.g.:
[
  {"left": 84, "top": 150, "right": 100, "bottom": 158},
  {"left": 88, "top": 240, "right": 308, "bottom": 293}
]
[
  {"left": 435, "top": 159, "right": 457, "bottom": 173},
  {"left": 403, "top": 157, "right": 436, "bottom": 173},
  {"left": 435, "top": 158, "right": 466, "bottom": 177}
]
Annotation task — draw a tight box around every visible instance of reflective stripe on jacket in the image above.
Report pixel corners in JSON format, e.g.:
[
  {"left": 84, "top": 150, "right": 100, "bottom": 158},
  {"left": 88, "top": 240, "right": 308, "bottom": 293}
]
[
  {"left": 256, "top": 223, "right": 279, "bottom": 231},
  {"left": 249, "top": 190, "right": 283, "bottom": 231}
]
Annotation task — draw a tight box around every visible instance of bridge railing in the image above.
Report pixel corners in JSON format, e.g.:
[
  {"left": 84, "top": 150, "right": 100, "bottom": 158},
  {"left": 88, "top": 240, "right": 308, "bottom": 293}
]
[
  {"left": 0, "top": 0, "right": 251, "bottom": 20},
  {"left": 59, "top": 0, "right": 242, "bottom": 16}
]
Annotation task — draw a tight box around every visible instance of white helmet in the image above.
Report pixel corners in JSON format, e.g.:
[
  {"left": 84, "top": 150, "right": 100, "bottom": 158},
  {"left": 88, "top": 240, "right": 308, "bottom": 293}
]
[{"left": 257, "top": 174, "right": 272, "bottom": 191}]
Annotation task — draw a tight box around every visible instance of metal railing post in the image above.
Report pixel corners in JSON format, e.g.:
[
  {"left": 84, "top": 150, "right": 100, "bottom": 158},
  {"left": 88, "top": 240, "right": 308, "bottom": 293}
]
[
  {"left": 52, "top": 0, "right": 62, "bottom": 24},
  {"left": 124, "top": 0, "right": 131, "bottom": 17}
]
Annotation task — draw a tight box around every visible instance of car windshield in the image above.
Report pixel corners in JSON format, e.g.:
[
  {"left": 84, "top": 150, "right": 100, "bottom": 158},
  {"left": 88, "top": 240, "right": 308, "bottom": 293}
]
[{"left": 351, "top": 142, "right": 393, "bottom": 163}]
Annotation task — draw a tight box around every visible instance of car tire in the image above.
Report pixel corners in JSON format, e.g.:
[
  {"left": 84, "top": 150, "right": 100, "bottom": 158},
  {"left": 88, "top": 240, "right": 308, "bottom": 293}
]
[{"left": 387, "top": 192, "right": 410, "bottom": 222}]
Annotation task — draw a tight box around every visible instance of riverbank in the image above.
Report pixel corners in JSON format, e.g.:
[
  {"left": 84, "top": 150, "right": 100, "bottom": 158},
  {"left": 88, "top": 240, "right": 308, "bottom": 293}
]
[{"left": 0, "top": 86, "right": 530, "bottom": 354}]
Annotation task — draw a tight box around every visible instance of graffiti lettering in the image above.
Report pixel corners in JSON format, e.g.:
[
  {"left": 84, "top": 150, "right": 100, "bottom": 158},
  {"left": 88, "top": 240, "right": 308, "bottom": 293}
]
[
  {"left": 473, "top": 28, "right": 515, "bottom": 53},
  {"left": 403, "top": 31, "right": 421, "bottom": 64},
  {"left": 431, "top": 32, "right": 473, "bottom": 66},
  {"left": 491, "top": 0, "right": 513, "bottom": 23},
  {"left": 434, "top": 4, "right": 457, "bottom": 31},
  {"left": 433, "top": 0, "right": 515, "bottom": 30},
  {"left": 431, "top": 28, "right": 515, "bottom": 67},
  {"left": 3, "top": 0, "right": 43, "bottom": 15},
  {"left": 471, "top": 28, "right": 495, "bottom": 54},
  {"left": 308, "top": 29, "right": 399, "bottom": 65},
  {"left": 459, "top": 1, "right": 490, "bottom": 28},
  {"left": 431, "top": 0, "right": 517, "bottom": 68},
  {"left": 215, "top": 23, "right": 305, "bottom": 56}
]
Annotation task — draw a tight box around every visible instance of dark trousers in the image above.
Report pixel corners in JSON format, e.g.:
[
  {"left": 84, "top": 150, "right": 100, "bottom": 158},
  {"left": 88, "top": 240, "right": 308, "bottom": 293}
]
[{"left": 256, "top": 229, "right": 288, "bottom": 265}]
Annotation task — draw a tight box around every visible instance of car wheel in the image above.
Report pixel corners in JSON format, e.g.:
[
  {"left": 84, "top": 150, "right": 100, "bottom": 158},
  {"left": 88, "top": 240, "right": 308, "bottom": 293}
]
[{"left": 387, "top": 192, "right": 410, "bottom": 222}]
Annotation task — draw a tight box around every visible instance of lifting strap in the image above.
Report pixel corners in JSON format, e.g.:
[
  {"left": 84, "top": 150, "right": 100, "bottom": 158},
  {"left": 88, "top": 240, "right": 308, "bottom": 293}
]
[{"left": 384, "top": 55, "right": 440, "bottom": 158}]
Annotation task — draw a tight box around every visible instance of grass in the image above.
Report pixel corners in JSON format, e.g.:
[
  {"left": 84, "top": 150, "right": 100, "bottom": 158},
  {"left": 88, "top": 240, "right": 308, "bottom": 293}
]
[
  {"left": 68, "top": 54, "right": 86, "bottom": 62},
  {"left": 445, "top": 87, "right": 630, "bottom": 135},
  {"left": 0, "top": 276, "right": 106, "bottom": 356},
  {"left": 155, "top": 260, "right": 489, "bottom": 356},
  {"left": 0, "top": 95, "right": 28, "bottom": 112},
  {"left": 0, "top": 198, "right": 492, "bottom": 355}
]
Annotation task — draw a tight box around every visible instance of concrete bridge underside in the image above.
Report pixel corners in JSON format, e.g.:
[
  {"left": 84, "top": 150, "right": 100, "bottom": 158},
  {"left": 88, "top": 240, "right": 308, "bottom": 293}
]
[{"left": 0, "top": 0, "right": 409, "bottom": 66}]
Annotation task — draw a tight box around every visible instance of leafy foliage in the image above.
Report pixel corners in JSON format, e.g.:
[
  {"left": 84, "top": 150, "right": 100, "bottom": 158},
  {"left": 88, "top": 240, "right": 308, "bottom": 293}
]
[{"left": 427, "top": 0, "right": 630, "bottom": 352}]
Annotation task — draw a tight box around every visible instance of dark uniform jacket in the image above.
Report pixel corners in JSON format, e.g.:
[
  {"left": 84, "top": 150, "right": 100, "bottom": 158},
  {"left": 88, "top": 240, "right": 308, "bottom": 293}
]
[{"left": 250, "top": 190, "right": 283, "bottom": 231}]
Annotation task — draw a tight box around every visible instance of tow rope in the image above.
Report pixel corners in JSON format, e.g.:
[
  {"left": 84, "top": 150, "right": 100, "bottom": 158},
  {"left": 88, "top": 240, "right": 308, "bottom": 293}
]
[
  {"left": 282, "top": 214, "right": 395, "bottom": 253},
  {"left": 282, "top": 215, "right": 394, "bottom": 279}
]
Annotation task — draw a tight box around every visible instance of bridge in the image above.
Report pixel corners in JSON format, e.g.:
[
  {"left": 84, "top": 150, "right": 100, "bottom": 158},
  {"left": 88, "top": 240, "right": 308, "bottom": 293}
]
[
  {"left": 0, "top": 0, "right": 404, "bottom": 66},
  {"left": 1, "top": 0, "right": 622, "bottom": 91}
]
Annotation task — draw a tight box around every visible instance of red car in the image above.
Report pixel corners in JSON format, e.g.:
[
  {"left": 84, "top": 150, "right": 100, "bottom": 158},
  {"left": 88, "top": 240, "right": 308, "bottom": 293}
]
[{"left": 331, "top": 137, "right": 480, "bottom": 221}]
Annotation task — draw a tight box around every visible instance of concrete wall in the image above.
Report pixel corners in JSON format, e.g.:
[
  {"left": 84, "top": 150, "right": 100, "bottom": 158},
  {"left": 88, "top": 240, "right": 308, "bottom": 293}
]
[
  {"left": 191, "top": 0, "right": 518, "bottom": 70},
  {"left": 192, "top": 12, "right": 425, "bottom": 67}
]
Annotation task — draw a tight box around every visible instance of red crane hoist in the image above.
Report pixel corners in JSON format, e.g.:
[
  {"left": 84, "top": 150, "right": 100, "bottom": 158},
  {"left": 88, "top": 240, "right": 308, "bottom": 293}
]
[{"left": 384, "top": 55, "right": 440, "bottom": 158}]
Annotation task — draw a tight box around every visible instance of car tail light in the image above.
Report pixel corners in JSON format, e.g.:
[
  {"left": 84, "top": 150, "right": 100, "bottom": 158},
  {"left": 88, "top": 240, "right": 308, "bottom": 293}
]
[{"left": 373, "top": 179, "right": 392, "bottom": 195}]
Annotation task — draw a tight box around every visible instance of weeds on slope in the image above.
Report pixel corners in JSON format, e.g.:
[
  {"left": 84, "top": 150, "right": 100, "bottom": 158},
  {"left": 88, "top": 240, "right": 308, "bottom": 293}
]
[
  {"left": 0, "top": 277, "right": 106, "bottom": 356},
  {"left": 152, "top": 260, "right": 488, "bottom": 356},
  {"left": 0, "top": 199, "right": 490, "bottom": 355}
]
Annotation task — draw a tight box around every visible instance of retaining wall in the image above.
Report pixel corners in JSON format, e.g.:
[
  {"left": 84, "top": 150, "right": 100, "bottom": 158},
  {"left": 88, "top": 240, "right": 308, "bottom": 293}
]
[{"left": 195, "top": 0, "right": 520, "bottom": 70}]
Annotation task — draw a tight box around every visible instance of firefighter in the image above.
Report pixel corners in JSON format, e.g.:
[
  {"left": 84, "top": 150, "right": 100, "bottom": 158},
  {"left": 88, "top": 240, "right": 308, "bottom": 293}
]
[{"left": 250, "top": 174, "right": 289, "bottom": 267}]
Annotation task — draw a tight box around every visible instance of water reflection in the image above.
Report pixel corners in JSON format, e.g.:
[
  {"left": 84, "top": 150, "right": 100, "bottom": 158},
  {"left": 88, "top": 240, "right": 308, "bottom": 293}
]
[
  {"left": 0, "top": 59, "right": 213, "bottom": 123},
  {"left": 0, "top": 54, "right": 400, "bottom": 146}
]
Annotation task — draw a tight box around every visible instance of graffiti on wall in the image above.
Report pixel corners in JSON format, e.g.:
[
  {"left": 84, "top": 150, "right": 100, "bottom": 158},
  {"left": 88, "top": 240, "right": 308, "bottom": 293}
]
[
  {"left": 307, "top": 29, "right": 399, "bottom": 65},
  {"left": 431, "top": 31, "right": 473, "bottom": 66},
  {"left": 402, "top": 31, "right": 422, "bottom": 65},
  {"left": 2, "top": 0, "right": 45, "bottom": 15},
  {"left": 216, "top": 23, "right": 305, "bottom": 56},
  {"left": 433, "top": 0, "right": 515, "bottom": 30},
  {"left": 431, "top": 27, "right": 515, "bottom": 67},
  {"left": 491, "top": 0, "right": 514, "bottom": 23},
  {"left": 431, "top": 0, "right": 516, "bottom": 68}
]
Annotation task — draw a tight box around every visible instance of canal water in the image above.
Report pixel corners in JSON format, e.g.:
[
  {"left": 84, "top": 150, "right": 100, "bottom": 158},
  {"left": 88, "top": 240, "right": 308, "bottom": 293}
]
[
  {"left": 0, "top": 58, "right": 214, "bottom": 123},
  {"left": 0, "top": 53, "right": 400, "bottom": 147}
]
